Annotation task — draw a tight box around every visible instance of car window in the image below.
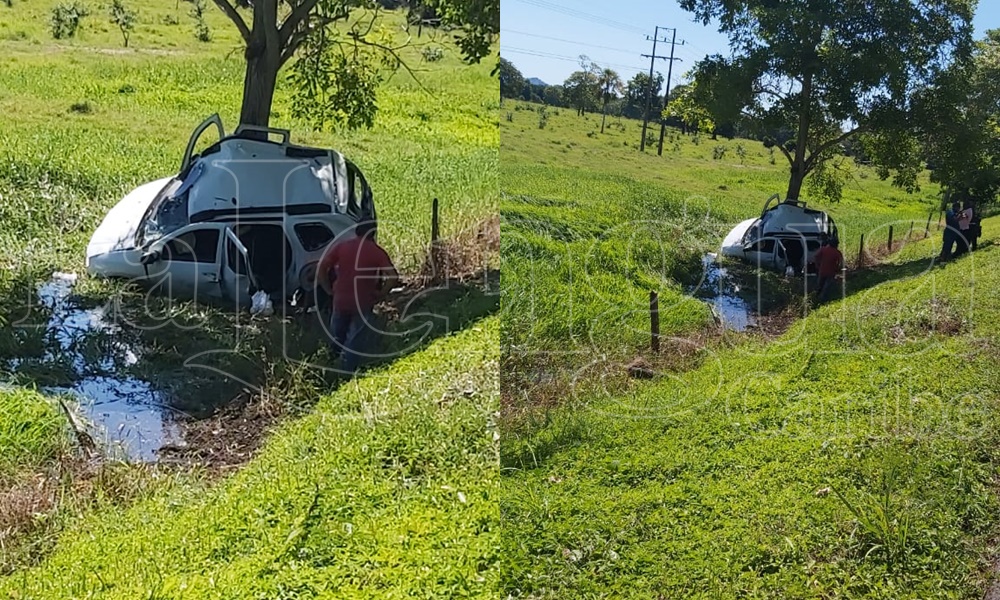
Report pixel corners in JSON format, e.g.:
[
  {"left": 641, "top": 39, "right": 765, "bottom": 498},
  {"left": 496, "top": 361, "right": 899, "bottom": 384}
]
[
  {"left": 163, "top": 229, "right": 219, "bottom": 263},
  {"left": 295, "top": 223, "right": 334, "bottom": 252}
]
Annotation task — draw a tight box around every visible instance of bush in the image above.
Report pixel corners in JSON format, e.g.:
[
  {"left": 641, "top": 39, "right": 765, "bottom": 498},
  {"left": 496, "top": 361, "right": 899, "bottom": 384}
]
[
  {"left": 188, "top": 0, "right": 210, "bottom": 42},
  {"left": 537, "top": 106, "right": 548, "bottom": 129},
  {"left": 421, "top": 46, "right": 444, "bottom": 62},
  {"left": 712, "top": 145, "right": 727, "bottom": 160},
  {"left": 69, "top": 101, "right": 92, "bottom": 114},
  {"left": 50, "top": 2, "right": 90, "bottom": 39},
  {"left": 735, "top": 143, "right": 747, "bottom": 164},
  {"left": 505, "top": 112, "right": 513, "bottom": 122},
  {"left": 161, "top": 14, "right": 179, "bottom": 25},
  {"left": 108, "top": 0, "right": 136, "bottom": 47}
]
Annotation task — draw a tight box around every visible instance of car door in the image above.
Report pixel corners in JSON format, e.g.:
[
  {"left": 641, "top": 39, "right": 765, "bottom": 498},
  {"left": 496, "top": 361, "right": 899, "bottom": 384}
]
[
  {"left": 142, "top": 223, "right": 226, "bottom": 301},
  {"left": 220, "top": 226, "right": 257, "bottom": 310}
]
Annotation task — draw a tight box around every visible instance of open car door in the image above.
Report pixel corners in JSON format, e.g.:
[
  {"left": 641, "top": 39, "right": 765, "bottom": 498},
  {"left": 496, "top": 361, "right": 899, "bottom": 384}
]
[
  {"left": 221, "top": 226, "right": 258, "bottom": 311},
  {"left": 140, "top": 223, "right": 227, "bottom": 302}
]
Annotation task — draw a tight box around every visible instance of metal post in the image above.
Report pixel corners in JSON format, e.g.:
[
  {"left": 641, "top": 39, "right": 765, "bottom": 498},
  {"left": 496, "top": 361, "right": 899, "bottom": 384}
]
[
  {"left": 857, "top": 234, "right": 865, "bottom": 270},
  {"left": 650, "top": 290, "right": 660, "bottom": 353}
]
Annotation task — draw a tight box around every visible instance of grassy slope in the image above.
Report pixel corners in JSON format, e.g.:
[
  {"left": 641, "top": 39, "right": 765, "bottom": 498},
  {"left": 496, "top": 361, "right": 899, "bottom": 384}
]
[
  {"left": 501, "top": 100, "right": 941, "bottom": 358},
  {"left": 0, "top": 390, "right": 66, "bottom": 483},
  {"left": 0, "top": 0, "right": 498, "bottom": 274},
  {"left": 2, "top": 317, "right": 499, "bottom": 598},
  {"left": 0, "top": 0, "right": 499, "bottom": 588},
  {"left": 502, "top": 220, "right": 1000, "bottom": 598}
]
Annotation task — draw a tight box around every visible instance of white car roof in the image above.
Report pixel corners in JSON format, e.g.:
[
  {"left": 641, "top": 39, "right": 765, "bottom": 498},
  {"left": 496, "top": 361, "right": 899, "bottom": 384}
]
[{"left": 182, "top": 137, "right": 348, "bottom": 221}]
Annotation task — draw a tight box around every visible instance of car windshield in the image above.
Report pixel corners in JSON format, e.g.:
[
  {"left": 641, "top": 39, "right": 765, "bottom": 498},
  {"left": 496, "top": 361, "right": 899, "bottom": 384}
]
[{"left": 141, "top": 193, "right": 190, "bottom": 246}]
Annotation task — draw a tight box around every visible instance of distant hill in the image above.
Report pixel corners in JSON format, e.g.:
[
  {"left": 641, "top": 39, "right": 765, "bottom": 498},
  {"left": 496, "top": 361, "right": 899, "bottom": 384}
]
[{"left": 526, "top": 77, "right": 548, "bottom": 87}]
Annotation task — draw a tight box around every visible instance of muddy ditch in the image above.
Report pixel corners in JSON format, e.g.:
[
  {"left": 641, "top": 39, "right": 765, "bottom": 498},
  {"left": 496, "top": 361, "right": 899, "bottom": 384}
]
[{"left": 3, "top": 264, "right": 499, "bottom": 465}]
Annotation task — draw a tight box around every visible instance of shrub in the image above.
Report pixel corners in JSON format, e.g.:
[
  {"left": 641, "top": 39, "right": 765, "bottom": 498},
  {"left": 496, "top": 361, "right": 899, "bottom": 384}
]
[
  {"left": 50, "top": 2, "right": 90, "bottom": 39},
  {"left": 537, "top": 106, "right": 548, "bottom": 129},
  {"left": 735, "top": 143, "right": 747, "bottom": 164},
  {"left": 188, "top": 0, "right": 210, "bottom": 42},
  {"left": 505, "top": 112, "right": 513, "bottom": 122},
  {"left": 421, "top": 46, "right": 444, "bottom": 62},
  {"left": 161, "top": 14, "right": 179, "bottom": 25},
  {"left": 69, "top": 101, "right": 92, "bottom": 114},
  {"left": 108, "top": 0, "right": 136, "bottom": 47},
  {"left": 712, "top": 145, "right": 727, "bottom": 160}
]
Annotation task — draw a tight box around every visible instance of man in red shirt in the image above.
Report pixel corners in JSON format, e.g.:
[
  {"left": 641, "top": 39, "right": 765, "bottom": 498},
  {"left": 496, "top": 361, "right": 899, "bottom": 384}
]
[
  {"left": 811, "top": 237, "right": 843, "bottom": 304},
  {"left": 317, "top": 221, "right": 398, "bottom": 374}
]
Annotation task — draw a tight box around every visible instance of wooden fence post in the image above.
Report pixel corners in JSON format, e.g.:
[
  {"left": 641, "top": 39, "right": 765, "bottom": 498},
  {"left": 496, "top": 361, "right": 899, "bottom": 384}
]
[
  {"left": 857, "top": 233, "right": 865, "bottom": 270},
  {"left": 650, "top": 291, "right": 660, "bottom": 354},
  {"left": 430, "top": 198, "right": 441, "bottom": 282},
  {"left": 908, "top": 221, "right": 913, "bottom": 241},
  {"left": 925, "top": 210, "right": 933, "bottom": 237},
  {"left": 887, "top": 225, "right": 893, "bottom": 253}
]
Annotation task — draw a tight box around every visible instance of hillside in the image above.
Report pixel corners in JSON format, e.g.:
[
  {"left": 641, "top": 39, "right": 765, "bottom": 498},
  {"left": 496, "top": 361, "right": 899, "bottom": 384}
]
[{"left": 0, "top": 0, "right": 499, "bottom": 588}]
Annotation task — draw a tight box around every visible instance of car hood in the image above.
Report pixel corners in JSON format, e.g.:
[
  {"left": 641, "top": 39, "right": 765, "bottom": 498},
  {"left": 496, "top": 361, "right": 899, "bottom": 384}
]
[
  {"left": 720, "top": 218, "right": 757, "bottom": 257},
  {"left": 87, "top": 177, "right": 174, "bottom": 258}
]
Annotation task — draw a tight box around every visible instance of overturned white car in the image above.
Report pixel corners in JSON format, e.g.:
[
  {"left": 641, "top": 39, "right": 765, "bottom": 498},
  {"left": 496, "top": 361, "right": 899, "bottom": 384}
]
[
  {"left": 86, "top": 115, "right": 375, "bottom": 309},
  {"left": 720, "top": 194, "right": 838, "bottom": 274}
]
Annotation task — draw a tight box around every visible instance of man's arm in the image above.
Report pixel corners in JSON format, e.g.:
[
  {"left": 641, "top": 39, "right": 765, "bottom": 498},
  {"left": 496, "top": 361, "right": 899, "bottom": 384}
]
[
  {"left": 377, "top": 249, "right": 399, "bottom": 298},
  {"left": 316, "top": 246, "right": 338, "bottom": 296}
]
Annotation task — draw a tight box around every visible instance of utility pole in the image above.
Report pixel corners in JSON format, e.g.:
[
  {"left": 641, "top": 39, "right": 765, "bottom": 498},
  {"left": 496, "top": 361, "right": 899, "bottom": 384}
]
[
  {"left": 639, "top": 26, "right": 669, "bottom": 152},
  {"left": 657, "top": 28, "right": 685, "bottom": 156}
]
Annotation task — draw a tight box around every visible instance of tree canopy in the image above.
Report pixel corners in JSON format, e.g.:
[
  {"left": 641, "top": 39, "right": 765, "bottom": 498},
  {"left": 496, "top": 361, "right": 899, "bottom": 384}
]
[
  {"left": 499, "top": 57, "right": 525, "bottom": 98},
  {"left": 212, "top": 0, "right": 499, "bottom": 128},
  {"left": 680, "top": 0, "right": 976, "bottom": 200}
]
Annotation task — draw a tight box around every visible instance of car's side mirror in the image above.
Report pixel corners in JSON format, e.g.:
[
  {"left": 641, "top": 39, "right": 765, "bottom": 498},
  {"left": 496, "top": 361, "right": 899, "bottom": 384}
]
[{"left": 140, "top": 250, "right": 161, "bottom": 266}]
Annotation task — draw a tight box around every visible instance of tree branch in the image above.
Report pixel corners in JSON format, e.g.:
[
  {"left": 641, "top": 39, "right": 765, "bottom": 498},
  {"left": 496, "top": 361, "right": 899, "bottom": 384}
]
[
  {"left": 805, "top": 125, "right": 868, "bottom": 171},
  {"left": 279, "top": 0, "right": 322, "bottom": 47},
  {"left": 776, "top": 143, "right": 794, "bottom": 167},
  {"left": 210, "top": 0, "right": 250, "bottom": 44}
]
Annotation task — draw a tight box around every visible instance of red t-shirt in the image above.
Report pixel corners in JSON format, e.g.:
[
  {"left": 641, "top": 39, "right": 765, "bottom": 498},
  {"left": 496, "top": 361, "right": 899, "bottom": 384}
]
[
  {"left": 814, "top": 245, "right": 843, "bottom": 278},
  {"left": 318, "top": 236, "right": 393, "bottom": 313}
]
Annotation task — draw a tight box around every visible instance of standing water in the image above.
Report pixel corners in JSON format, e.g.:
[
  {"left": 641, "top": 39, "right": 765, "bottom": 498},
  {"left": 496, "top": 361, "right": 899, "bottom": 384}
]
[
  {"left": 690, "top": 253, "right": 757, "bottom": 331},
  {"left": 15, "top": 272, "right": 185, "bottom": 461}
]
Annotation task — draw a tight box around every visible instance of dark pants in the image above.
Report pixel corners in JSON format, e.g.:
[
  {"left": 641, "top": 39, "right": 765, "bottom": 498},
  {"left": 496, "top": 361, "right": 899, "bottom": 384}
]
[
  {"left": 329, "top": 308, "right": 376, "bottom": 374},
  {"left": 816, "top": 276, "right": 837, "bottom": 304},
  {"left": 954, "top": 229, "right": 971, "bottom": 257},
  {"left": 940, "top": 229, "right": 956, "bottom": 260}
]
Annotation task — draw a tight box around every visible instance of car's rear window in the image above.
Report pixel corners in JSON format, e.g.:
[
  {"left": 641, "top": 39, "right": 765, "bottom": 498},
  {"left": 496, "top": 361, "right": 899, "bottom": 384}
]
[{"left": 295, "top": 223, "right": 334, "bottom": 252}]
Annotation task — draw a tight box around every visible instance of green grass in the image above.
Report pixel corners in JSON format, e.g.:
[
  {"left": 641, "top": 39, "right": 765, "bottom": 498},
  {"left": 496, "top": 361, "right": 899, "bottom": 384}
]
[
  {"left": 501, "top": 101, "right": 941, "bottom": 363},
  {"left": 1, "top": 317, "right": 499, "bottom": 598},
  {"left": 0, "top": 2, "right": 498, "bottom": 275},
  {"left": 0, "top": 389, "right": 66, "bottom": 483},
  {"left": 501, "top": 219, "right": 1000, "bottom": 598},
  {"left": 0, "top": 0, "right": 499, "bottom": 587}
]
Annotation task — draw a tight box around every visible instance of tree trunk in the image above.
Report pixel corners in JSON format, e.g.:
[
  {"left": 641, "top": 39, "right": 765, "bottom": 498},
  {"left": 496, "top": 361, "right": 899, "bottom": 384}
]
[
  {"left": 238, "top": 0, "right": 280, "bottom": 130},
  {"left": 240, "top": 51, "right": 280, "bottom": 127},
  {"left": 786, "top": 168, "right": 806, "bottom": 201},
  {"left": 786, "top": 71, "right": 813, "bottom": 200}
]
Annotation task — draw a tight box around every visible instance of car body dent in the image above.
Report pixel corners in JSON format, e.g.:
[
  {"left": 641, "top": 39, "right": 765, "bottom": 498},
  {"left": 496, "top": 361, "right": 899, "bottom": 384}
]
[{"left": 85, "top": 115, "right": 373, "bottom": 309}]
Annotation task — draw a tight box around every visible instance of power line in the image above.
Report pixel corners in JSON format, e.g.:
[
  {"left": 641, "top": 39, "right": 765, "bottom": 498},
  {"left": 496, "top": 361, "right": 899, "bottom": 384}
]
[
  {"left": 511, "top": 0, "right": 647, "bottom": 35},
  {"left": 503, "top": 46, "right": 645, "bottom": 73},
  {"left": 501, "top": 28, "right": 639, "bottom": 56}
]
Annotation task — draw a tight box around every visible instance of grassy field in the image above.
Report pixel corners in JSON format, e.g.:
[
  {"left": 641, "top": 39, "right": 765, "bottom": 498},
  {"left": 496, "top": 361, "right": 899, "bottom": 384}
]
[
  {"left": 0, "top": 0, "right": 499, "bottom": 588},
  {"left": 502, "top": 217, "right": 1000, "bottom": 598},
  {"left": 2, "top": 318, "right": 499, "bottom": 597},
  {"left": 501, "top": 101, "right": 942, "bottom": 370},
  {"left": 0, "top": 389, "right": 67, "bottom": 483}
]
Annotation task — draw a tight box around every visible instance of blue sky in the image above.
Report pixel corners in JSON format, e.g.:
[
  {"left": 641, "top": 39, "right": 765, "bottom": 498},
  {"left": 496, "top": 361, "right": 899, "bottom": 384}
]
[{"left": 502, "top": 0, "right": 1000, "bottom": 89}]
